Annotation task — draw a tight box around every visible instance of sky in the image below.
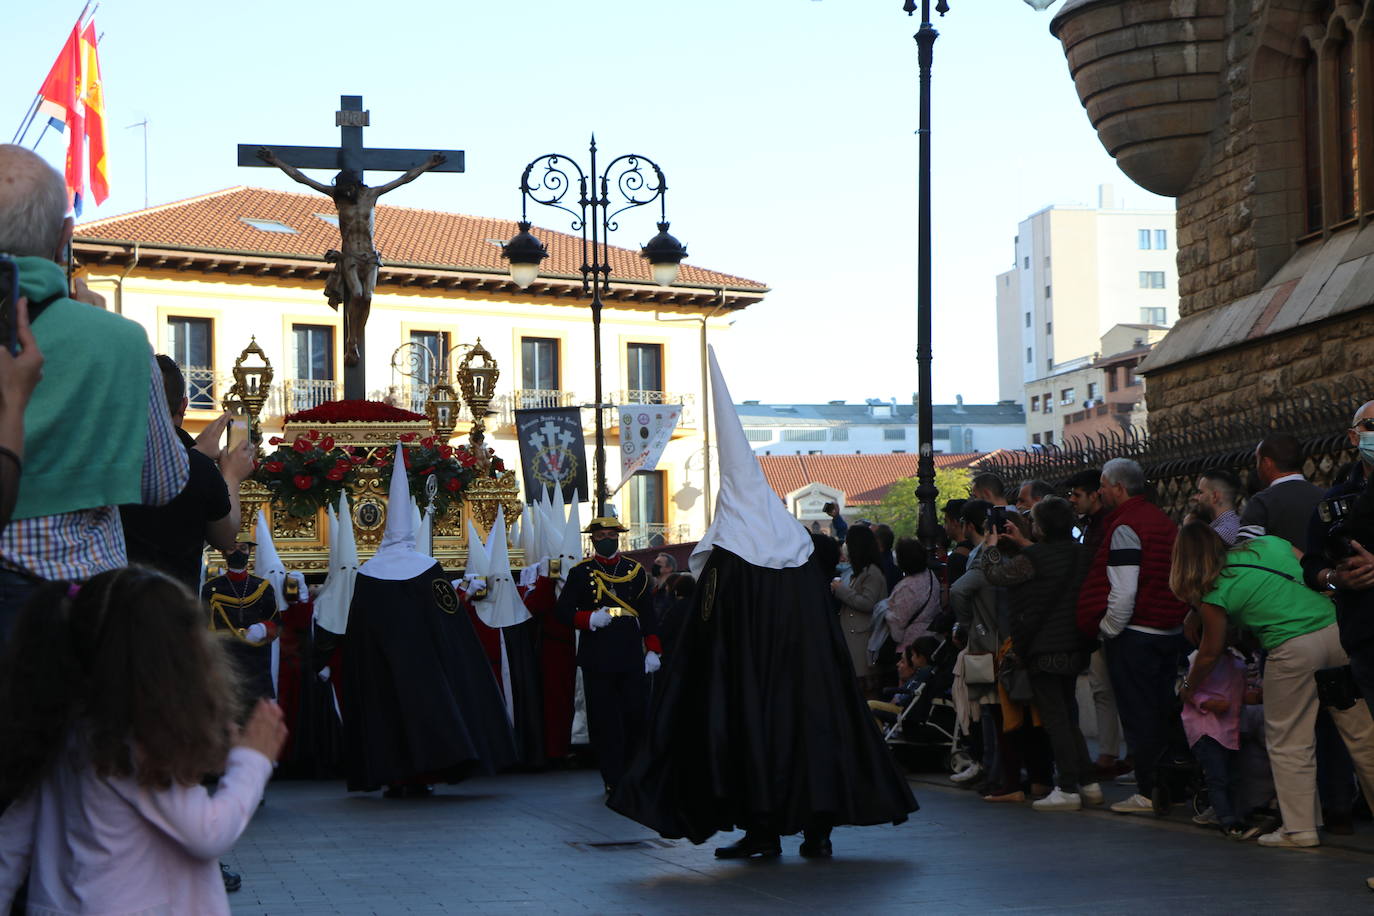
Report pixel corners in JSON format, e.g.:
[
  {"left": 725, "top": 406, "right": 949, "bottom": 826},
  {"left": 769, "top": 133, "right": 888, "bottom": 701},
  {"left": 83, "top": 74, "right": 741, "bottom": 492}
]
[{"left": 6, "top": 0, "right": 1172, "bottom": 407}]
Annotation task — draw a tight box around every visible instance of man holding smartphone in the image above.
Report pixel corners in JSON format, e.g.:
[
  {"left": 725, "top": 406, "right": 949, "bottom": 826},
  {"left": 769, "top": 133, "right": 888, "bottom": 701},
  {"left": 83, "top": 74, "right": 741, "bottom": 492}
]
[
  {"left": 121, "top": 356, "right": 257, "bottom": 592},
  {"left": 0, "top": 145, "right": 187, "bottom": 641}
]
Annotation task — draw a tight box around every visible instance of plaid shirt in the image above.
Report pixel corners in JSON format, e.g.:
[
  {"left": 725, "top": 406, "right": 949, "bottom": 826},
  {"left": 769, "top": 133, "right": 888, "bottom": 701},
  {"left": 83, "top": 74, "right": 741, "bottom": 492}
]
[
  {"left": 0, "top": 355, "right": 189, "bottom": 582},
  {"left": 1210, "top": 509, "right": 1241, "bottom": 547}
]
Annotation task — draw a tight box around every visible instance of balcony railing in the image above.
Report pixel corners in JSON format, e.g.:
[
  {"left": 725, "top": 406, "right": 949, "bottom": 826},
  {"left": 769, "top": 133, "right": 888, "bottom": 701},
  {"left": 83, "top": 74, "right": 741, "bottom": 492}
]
[
  {"left": 270, "top": 378, "right": 342, "bottom": 416},
  {"left": 182, "top": 365, "right": 218, "bottom": 411},
  {"left": 623, "top": 523, "right": 693, "bottom": 551},
  {"left": 493, "top": 389, "right": 578, "bottom": 428},
  {"left": 608, "top": 390, "right": 696, "bottom": 430}
]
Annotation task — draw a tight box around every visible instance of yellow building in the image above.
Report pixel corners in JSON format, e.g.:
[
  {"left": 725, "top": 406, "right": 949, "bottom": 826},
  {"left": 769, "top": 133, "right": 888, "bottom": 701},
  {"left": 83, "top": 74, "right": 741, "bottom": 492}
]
[{"left": 74, "top": 187, "right": 768, "bottom": 548}]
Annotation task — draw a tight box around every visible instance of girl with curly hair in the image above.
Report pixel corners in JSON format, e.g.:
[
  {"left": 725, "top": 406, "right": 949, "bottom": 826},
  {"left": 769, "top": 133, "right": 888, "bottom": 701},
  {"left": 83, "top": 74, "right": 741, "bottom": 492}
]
[{"left": 0, "top": 566, "right": 286, "bottom": 913}]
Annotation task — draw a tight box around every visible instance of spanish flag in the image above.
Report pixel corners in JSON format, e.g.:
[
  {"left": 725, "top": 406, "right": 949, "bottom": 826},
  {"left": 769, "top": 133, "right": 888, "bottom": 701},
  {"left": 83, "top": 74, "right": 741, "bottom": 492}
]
[
  {"left": 80, "top": 20, "right": 109, "bottom": 207},
  {"left": 35, "top": 23, "right": 84, "bottom": 214}
]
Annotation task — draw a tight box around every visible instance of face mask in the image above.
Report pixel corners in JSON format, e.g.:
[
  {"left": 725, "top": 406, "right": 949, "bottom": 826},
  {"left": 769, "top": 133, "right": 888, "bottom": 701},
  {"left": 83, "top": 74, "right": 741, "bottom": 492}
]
[
  {"left": 593, "top": 538, "right": 619, "bottom": 558},
  {"left": 1360, "top": 431, "right": 1374, "bottom": 465},
  {"left": 226, "top": 549, "right": 250, "bottom": 571},
  {"left": 651, "top": 563, "right": 663, "bottom": 577}
]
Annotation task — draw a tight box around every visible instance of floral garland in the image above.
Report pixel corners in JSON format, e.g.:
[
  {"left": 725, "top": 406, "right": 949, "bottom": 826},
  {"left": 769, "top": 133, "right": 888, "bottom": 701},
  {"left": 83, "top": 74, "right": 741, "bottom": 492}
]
[
  {"left": 375, "top": 434, "right": 506, "bottom": 517},
  {"left": 255, "top": 430, "right": 366, "bottom": 518}
]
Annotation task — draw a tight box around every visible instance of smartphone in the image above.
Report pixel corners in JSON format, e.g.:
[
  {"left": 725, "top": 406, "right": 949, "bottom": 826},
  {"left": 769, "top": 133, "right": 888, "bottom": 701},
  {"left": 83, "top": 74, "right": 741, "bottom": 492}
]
[
  {"left": 987, "top": 506, "right": 1009, "bottom": 533},
  {"left": 225, "top": 411, "right": 250, "bottom": 455},
  {"left": 0, "top": 255, "right": 19, "bottom": 356}
]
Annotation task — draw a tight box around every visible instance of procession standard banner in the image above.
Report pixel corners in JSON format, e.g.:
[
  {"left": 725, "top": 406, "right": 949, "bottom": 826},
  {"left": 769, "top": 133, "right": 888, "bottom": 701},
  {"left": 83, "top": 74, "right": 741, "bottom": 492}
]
[
  {"left": 611, "top": 404, "right": 681, "bottom": 495},
  {"left": 513, "top": 406, "right": 589, "bottom": 504}
]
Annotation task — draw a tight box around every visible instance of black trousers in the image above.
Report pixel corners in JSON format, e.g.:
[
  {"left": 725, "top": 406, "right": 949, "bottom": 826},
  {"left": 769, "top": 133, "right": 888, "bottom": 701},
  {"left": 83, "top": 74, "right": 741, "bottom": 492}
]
[
  {"left": 582, "top": 669, "right": 648, "bottom": 790},
  {"left": 1030, "top": 670, "right": 1095, "bottom": 793},
  {"left": 1104, "top": 629, "right": 1186, "bottom": 796}
]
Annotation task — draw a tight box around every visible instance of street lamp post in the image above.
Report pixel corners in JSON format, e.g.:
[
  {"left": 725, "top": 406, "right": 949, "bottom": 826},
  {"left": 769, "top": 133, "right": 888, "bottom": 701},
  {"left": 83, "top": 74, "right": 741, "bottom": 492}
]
[
  {"left": 902, "top": 0, "right": 1055, "bottom": 551},
  {"left": 502, "top": 136, "right": 688, "bottom": 518}
]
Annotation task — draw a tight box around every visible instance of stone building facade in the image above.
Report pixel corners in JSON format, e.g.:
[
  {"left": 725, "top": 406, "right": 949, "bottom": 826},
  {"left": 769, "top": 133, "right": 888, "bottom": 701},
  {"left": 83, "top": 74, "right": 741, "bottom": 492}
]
[{"left": 1051, "top": 0, "right": 1374, "bottom": 432}]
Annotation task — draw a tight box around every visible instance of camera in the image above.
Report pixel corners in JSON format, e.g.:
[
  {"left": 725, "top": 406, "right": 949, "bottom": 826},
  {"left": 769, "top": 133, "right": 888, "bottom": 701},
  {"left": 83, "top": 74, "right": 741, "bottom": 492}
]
[{"left": 1318, "top": 490, "right": 1374, "bottom": 561}]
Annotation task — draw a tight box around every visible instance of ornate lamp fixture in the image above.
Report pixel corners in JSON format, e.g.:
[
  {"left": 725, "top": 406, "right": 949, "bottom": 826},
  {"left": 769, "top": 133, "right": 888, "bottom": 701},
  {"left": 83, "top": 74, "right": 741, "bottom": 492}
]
[
  {"left": 455, "top": 338, "right": 499, "bottom": 449},
  {"left": 426, "top": 380, "right": 461, "bottom": 441},
  {"left": 500, "top": 137, "right": 687, "bottom": 516},
  {"left": 224, "top": 337, "right": 274, "bottom": 452}
]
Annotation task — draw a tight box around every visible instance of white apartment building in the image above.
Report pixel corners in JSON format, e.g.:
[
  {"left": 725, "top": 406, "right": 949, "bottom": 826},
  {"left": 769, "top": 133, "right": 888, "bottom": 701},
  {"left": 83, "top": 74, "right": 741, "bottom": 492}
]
[
  {"left": 736, "top": 397, "right": 1025, "bottom": 456},
  {"left": 996, "top": 185, "right": 1177, "bottom": 404}
]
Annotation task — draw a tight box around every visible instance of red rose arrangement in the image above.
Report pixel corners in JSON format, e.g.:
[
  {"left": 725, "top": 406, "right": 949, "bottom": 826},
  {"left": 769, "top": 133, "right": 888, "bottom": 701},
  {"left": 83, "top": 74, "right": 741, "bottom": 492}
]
[
  {"left": 284, "top": 399, "right": 427, "bottom": 424},
  {"left": 254, "top": 430, "right": 362, "bottom": 518},
  {"left": 374, "top": 435, "right": 503, "bottom": 517}
]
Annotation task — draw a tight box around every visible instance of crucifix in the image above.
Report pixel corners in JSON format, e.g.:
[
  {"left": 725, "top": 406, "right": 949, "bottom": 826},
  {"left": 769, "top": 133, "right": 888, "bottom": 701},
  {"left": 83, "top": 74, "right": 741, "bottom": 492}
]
[{"left": 237, "top": 95, "right": 465, "bottom": 400}]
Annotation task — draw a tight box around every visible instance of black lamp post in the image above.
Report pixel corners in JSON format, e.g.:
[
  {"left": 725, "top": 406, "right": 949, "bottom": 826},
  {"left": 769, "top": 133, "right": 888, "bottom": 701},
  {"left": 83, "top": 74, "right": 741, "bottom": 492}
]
[
  {"left": 502, "top": 136, "right": 687, "bottom": 518},
  {"left": 903, "top": 0, "right": 1055, "bottom": 551}
]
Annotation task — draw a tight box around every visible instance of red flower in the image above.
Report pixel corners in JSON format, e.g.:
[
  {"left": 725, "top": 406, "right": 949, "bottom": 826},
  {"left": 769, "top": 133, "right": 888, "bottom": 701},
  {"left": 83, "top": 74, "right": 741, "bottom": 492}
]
[
  {"left": 399, "top": 432, "right": 418, "bottom": 443},
  {"left": 492, "top": 457, "right": 505, "bottom": 471},
  {"left": 439, "top": 445, "right": 453, "bottom": 459},
  {"left": 269, "top": 436, "right": 284, "bottom": 446},
  {"left": 264, "top": 461, "right": 285, "bottom": 473},
  {"left": 320, "top": 436, "right": 335, "bottom": 451},
  {"left": 444, "top": 477, "right": 461, "bottom": 493},
  {"left": 292, "top": 474, "right": 316, "bottom": 490},
  {"left": 350, "top": 455, "right": 366, "bottom": 465},
  {"left": 293, "top": 437, "right": 312, "bottom": 453},
  {"left": 459, "top": 452, "right": 477, "bottom": 468},
  {"left": 325, "top": 467, "right": 346, "bottom": 481},
  {"left": 419, "top": 466, "right": 435, "bottom": 475},
  {"left": 307, "top": 429, "right": 321, "bottom": 440},
  {"left": 420, "top": 436, "right": 437, "bottom": 449}
]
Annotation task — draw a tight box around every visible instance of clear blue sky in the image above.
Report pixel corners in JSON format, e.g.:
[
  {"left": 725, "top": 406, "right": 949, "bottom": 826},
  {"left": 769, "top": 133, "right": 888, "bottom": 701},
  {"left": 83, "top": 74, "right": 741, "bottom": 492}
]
[{"left": 7, "top": 0, "right": 1171, "bottom": 406}]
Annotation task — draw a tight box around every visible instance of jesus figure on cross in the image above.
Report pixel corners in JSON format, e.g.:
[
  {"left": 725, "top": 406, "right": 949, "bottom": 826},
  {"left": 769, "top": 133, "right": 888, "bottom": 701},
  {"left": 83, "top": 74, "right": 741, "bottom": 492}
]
[{"left": 257, "top": 147, "right": 447, "bottom": 366}]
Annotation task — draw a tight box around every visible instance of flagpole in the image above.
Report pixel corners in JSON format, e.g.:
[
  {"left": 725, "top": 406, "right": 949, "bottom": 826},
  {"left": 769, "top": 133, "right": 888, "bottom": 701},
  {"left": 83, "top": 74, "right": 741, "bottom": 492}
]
[{"left": 12, "top": 94, "right": 41, "bottom": 144}]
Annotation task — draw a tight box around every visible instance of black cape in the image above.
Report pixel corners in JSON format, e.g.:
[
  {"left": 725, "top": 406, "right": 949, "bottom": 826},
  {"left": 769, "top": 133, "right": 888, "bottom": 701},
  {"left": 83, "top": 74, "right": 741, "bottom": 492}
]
[
  {"left": 608, "top": 547, "right": 918, "bottom": 843},
  {"left": 342, "top": 563, "right": 518, "bottom": 791}
]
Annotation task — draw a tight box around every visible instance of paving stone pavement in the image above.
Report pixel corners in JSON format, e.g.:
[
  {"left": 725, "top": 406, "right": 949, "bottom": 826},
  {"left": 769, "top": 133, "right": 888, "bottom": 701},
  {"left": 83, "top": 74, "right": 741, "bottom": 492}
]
[{"left": 227, "top": 769, "right": 1374, "bottom": 914}]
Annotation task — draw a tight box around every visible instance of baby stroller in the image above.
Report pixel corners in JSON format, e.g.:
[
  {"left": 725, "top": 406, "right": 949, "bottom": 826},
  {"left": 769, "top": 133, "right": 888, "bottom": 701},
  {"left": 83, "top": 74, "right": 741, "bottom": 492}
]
[{"left": 881, "top": 638, "right": 973, "bottom": 773}]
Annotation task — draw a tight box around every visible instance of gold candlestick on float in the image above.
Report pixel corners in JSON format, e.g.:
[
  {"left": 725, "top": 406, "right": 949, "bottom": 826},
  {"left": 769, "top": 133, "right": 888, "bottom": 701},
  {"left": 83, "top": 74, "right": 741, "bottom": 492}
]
[
  {"left": 455, "top": 338, "right": 499, "bottom": 454},
  {"left": 223, "top": 337, "right": 274, "bottom": 456}
]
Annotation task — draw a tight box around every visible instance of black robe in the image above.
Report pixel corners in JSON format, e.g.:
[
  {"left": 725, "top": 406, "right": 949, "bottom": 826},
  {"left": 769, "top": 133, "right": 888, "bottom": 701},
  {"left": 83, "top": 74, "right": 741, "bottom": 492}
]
[
  {"left": 608, "top": 547, "right": 918, "bottom": 843},
  {"left": 342, "top": 562, "right": 518, "bottom": 791}
]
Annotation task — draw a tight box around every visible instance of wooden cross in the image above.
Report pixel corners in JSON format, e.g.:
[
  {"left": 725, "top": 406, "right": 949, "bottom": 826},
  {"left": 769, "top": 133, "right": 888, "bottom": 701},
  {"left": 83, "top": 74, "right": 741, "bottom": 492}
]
[
  {"left": 237, "top": 95, "right": 465, "bottom": 400},
  {"left": 236, "top": 94, "right": 464, "bottom": 184}
]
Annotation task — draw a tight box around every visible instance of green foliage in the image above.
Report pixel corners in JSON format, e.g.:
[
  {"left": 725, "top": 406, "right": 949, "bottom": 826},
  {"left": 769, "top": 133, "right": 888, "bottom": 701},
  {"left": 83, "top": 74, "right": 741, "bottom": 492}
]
[{"left": 861, "top": 468, "right": 971, "bottom": 539}]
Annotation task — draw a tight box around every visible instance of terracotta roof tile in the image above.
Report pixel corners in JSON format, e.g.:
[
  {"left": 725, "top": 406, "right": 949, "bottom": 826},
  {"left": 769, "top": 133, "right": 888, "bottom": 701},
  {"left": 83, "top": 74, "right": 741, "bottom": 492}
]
[
  {"left": 75, "top": 187, "right": 766, "bottom": 290},
  {"left": 757, "top": 453, "right": 982, "bottom": 506}
]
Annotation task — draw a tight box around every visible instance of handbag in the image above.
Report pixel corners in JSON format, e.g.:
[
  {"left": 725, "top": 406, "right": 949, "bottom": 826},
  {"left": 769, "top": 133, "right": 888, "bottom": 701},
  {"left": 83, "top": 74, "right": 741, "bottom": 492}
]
[
  {"left": 1316, "top": 665, "right": 1361, "bottom": 711},
  {"left": 1000, "top": 663, "right": 1035, "bottom": 704},
  {"left": 964, "top": 652, "right": 996, "bottom": 685}
]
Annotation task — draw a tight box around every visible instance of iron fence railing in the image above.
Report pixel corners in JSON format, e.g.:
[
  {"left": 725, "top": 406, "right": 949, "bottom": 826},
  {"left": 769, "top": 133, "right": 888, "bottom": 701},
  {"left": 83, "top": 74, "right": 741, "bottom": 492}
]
[
  {"left": 978, "top": 383, "right": 1368, "bottom": 520},
  {"left": 493, "top": 389, "right": 578, "bottom": 428}
]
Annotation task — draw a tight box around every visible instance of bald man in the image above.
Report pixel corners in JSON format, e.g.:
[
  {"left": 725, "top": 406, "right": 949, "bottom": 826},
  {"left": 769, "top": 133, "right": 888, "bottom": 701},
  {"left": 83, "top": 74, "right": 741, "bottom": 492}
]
[
  {"left": 1302, "top": 400, "right": 1374, "bottom": 707},
  {"left": 0, "top": 145, "right": 187, "bottom": 641}
]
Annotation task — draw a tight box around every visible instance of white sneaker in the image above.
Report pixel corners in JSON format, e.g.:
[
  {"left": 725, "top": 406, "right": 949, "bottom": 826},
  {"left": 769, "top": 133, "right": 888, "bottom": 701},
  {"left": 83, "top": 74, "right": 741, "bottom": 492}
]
[
  {"left": 1032, "top": 788, "right": 1082, "bottom": 811},
  {"left": 1114, "top": 769, "right": 1137, "bottom": 785},
  {"left": 1110, "top": 793, "right": 1154, "bottom": 814},
  {"left": 1080, "top": 782, "right": 1104, "bottom": 805},
  {"left": 950, "top": 763, "right": 983, "bottom": 785},
  {"left": 1257, "top": 829, "right": 1319, "bottom": 848}
]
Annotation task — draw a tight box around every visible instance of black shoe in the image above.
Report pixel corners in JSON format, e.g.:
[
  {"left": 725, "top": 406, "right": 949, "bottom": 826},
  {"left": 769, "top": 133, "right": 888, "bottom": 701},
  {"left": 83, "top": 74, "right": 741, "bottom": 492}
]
[
  {"left": 1325, "top": 807, "right": 1355, "bottom": 835},
  {"left": 799, "top": 837, "right": 833, "bottom": 858},
  {"left": 714, "top": 834, "right": 781, "bottom": 859},
  {"left": 220, "top": 862, "right": 242, "bottom": 893}
]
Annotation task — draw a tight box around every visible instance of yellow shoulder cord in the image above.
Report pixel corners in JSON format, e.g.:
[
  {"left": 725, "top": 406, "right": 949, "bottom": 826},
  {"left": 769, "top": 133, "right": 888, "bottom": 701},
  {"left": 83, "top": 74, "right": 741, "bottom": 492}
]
[
  {"left": 591, "top": 564, "right": 641, "bottom": 618},
  {"left": 207, "top": 581, "right": 278, "bottom": 646}
]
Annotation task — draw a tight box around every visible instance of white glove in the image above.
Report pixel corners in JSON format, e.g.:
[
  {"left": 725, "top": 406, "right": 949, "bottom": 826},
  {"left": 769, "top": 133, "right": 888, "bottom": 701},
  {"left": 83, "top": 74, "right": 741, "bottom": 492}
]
[
  {"left": 644, "top": 650, "right": 661, "bottom": 674},
  {"left": 317, "top": 665, "right": 331, "bottom": 682},
  {"left": 245, "top": 622, "right": 268, "bottom": 642},
  {"left": 518, "top": 565, "right": 540, "bottom": 589},
  {"left": 588, "top": 609, "right": 613, "bottom": 630}
]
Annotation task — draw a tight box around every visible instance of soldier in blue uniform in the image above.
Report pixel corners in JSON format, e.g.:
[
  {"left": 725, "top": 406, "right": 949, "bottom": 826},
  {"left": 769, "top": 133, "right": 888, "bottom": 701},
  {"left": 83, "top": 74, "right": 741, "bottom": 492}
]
[{"left": 555, "top": 517, "right": 661, "bottom": 794}]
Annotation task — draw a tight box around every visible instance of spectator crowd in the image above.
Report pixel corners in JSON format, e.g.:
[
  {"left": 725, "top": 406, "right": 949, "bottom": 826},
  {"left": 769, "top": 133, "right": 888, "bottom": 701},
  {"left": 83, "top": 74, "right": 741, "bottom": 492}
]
[{"left": 830, "top": 417, "right": 1374, "bottom": 869}]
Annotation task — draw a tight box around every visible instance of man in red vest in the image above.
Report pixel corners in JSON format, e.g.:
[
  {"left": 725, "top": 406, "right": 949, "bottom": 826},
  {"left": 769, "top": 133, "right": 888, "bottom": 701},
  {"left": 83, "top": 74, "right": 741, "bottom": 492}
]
[{"left": 1076, "top": 458, "right": 1189, "bottom": 815}]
